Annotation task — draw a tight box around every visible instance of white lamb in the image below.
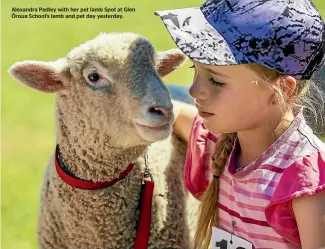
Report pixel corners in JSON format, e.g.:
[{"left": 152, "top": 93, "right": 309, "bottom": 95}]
[{"left": 8, "top": 32, "right": 199, "bottom": 249}]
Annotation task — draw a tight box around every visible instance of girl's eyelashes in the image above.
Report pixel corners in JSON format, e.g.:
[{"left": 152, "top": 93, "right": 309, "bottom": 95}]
[
  {"left": 189, "top": 64, "right": 196, "bottom": 69},
  {"left": 189, "top": 64, "right": 224, "bottom": 87},
  {"left": 209, "top": 77, "right": 225, "bottom": 87}
]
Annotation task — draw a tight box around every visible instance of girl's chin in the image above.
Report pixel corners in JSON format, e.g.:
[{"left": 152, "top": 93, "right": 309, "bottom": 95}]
[
  {"left": 202, "top": 118, "right": 217, "bottom": 131},
  {"left": 202, "top": 118, "right": 231, "bottom": 135}
]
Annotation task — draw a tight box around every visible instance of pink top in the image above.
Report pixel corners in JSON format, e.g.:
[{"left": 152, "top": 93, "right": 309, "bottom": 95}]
[{"left": 184, "top": 112, "right": 325, "bottom": 248}]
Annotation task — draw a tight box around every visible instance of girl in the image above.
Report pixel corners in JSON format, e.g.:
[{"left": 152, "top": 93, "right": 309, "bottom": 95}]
[{"left": 155, "top": 0, "right": 325, "bottom": 249}]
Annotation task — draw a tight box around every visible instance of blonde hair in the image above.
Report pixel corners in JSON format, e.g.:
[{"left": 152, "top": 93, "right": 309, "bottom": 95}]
[{"left": 192, "top": 63, "right": 325, "bottom": 249}]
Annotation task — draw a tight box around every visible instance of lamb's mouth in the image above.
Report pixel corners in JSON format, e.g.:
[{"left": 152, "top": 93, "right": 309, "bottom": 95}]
[{"left": 135, "top": 122, "right": 171, "bottom": 130}]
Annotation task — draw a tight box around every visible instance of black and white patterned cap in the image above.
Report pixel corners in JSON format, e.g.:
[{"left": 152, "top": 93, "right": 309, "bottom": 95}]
[{"left": 155, "top": 0, "right": 325, "bottom": 80}]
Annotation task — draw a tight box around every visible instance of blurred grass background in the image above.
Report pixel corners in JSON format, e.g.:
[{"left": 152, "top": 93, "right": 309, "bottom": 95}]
[{"left": 1, "top": 1, "right": 324, "bottom": 249}]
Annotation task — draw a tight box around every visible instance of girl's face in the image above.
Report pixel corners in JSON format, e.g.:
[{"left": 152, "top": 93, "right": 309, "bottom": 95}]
[{"left": 189, "top": 62, "right": 276, "bottom": 134}]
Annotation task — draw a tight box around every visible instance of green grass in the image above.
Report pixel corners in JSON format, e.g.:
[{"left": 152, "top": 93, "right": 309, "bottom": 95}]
[{"left": 1, "top": 1, "right": 325, "bottom": 249}]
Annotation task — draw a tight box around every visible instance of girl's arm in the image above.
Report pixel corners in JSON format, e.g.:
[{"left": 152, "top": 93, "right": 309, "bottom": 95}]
[
  {"left": 293, "top": 191, "right": 325, "bottom": 249},
  {"left": 171, "top": 100, "right": 198, "bottom": 142}
]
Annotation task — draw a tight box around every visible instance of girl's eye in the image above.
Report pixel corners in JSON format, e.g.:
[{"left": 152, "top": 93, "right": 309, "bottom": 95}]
[
  {"left": 209, "top": 77, "right": 225, "bottom": 87},
  {"left": 88, "top": 72, "right": 101, "bottom": 83}
]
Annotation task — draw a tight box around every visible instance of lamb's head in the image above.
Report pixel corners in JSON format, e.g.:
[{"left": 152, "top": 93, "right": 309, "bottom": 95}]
[{"left": 8, "top": 33, "right": 187, "bottom": 149}]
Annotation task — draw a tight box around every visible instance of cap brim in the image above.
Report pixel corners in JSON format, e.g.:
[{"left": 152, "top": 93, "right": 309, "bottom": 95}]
[{"left": 154, "top": 7, "right": 237, "bottom": 66}]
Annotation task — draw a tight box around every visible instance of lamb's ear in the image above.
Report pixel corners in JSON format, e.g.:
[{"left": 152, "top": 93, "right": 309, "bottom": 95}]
[
  {"left": 8, "top": 58, "right": 70, "bottom": 93},
  {"left": 155, "top": 49, "right": 187, "bottom": 78}
]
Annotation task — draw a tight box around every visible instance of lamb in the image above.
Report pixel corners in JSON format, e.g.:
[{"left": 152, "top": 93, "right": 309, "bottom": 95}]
[{"left": 8, "top": 32, "right": 199, "bottom": 249}]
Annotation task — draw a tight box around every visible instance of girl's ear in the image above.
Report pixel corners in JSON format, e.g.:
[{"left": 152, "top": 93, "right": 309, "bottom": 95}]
[
  {"left": 8, "top": 58, "right": 70, "bottom": 93},
  {"left": 278, "top": 76, "right": 297, "bottom": 98},
  {"left": 155, "top": 49, "right": 187, "bottom": 77}
]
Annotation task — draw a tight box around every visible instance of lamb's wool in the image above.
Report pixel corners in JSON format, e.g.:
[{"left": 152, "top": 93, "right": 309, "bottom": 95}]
[
  {"left": 9, "top": 32, "right": 200, "bottom": 249},
  {"left": 38, "top": 136, "right": 193, "bottom": 249}
]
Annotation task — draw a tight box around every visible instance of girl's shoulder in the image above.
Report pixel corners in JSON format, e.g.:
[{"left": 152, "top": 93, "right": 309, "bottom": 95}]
[
  {"left": 184, "top": 114, "right": 220, "bottom": 199},
  {"left": 265, "top": 121, "right": 325, "bottom": 247},
  {"left": 261, "top": 112, "right": 325, "bottom": 174}
]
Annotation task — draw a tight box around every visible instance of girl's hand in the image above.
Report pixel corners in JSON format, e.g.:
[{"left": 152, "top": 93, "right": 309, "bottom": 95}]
[
  {"left": 171, "top": 100, "right": 198, "bottom": 142},
  {"left": 293, "top": 191, "right": 325, "bottom": 249}
]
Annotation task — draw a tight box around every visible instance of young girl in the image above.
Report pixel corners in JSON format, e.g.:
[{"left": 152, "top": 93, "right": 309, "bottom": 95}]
[{"left": 155, "top": 0, "right": 325, "bottom": 249}]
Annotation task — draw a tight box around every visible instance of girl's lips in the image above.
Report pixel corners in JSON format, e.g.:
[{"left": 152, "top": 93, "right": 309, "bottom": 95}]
[{"left": 198, "top": 111, "right": 214, "bottom": 118}]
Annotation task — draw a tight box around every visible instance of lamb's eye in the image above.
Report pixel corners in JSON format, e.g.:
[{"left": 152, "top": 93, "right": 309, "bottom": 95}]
[
  {"left": 88, "top": 72, "right": 101, "bottom": 82},
  {"left": 83, "top": 69, "right": 112, "bottom": 90}
]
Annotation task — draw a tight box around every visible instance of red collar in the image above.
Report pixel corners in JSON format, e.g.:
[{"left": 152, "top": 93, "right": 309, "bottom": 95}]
[
  {"left": 55, "top": 145, "right": 153, "bottom": 249},
  {"left": 55, "top": 145, "right": 135, "bottom": 190}
]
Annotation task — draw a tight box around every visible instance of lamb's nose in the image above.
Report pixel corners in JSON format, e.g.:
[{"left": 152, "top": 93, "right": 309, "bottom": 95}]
[{"left": 148, "top": 106, "right": 173, "bottom": 119}]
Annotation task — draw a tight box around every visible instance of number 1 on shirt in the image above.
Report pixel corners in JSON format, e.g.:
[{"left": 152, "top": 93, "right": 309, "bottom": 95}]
[{"left": 211, "top": 227, "right": 253, "bottom": 249}]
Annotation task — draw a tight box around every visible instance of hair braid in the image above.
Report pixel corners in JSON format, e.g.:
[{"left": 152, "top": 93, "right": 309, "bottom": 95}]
[{"left": 193, "top": 132, "right": 237, "bottom": 249}]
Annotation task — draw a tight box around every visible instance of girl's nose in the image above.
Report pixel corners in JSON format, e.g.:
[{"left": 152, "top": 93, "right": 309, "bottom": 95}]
[{"left": 189, "top": 77, "right": 206, "bottom": 100}]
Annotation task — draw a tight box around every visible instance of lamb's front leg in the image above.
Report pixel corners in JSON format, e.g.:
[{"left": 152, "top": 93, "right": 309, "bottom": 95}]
[
  {"left": 37, "top": 205, "right": 68, "bottom": 249},
  {"left": 37, "top": 174, "right": 68, "bottom": 249}
]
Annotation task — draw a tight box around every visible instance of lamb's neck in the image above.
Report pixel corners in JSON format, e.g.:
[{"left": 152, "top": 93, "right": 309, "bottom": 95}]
[{"left": 56, "top": 126, "right": 148, "bottom": 182}]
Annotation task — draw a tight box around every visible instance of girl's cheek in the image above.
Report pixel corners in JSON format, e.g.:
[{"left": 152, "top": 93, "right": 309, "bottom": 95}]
[{"left": 211, "top": 90, "right": 230, "bottom": 105}]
